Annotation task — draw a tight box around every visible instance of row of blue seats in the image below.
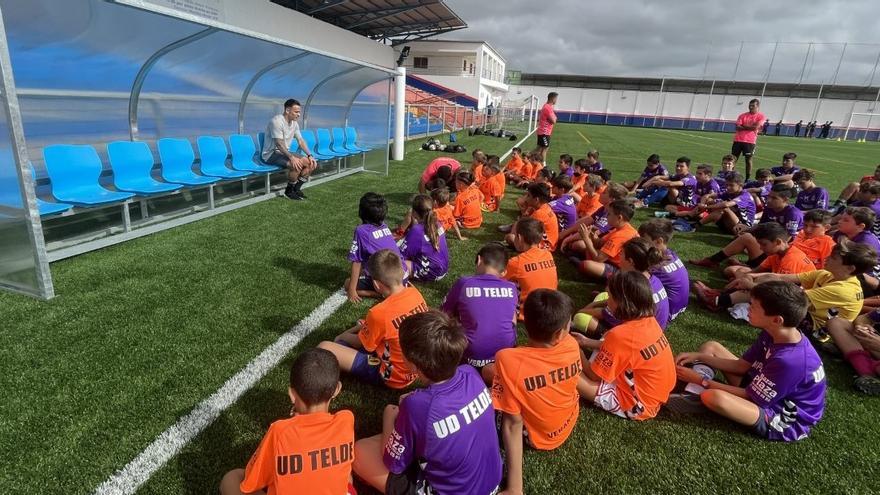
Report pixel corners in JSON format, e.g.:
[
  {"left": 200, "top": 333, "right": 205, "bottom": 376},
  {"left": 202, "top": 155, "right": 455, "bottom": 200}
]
[{"left": 0, "top": 127, "right": 372, "bottom": 216}]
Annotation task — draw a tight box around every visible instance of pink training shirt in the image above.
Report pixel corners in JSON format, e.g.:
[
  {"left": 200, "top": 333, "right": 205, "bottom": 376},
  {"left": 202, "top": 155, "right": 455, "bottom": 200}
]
[
  {"left": 733, "top": 111, "right": 766, "bottom": 144},
  {"left": 537, "top": 103, "right": 557, "bottom": 136},
  {"left": 421, "top": 157, "right": 462, "bottom": 184}
]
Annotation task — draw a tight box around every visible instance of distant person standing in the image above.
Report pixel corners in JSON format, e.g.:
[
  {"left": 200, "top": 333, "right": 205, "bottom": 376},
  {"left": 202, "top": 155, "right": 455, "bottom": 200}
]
[
  {"left": 775, "top": 119, "right": 783, "bottom": 136},
  {"left": 807, "top": 120, "right": 817, "bottom": 138},
  {"left": 261, "top": 98, "right": 317, "bottom": 200},
  {"left": 762, "top": 119, "right": 770, "bottom": 135},
  {"left": 794, "top": 120, "right": 803, "bottom": 137},
  {"left": 535, "top": 92, "right": 558, "bottom": 164},
  {"left": 731, "top": 98, "right": 765, "bottom": 180}
]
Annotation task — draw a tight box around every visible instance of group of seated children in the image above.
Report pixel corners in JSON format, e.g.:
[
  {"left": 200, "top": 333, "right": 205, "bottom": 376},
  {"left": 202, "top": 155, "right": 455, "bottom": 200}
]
[{"left": 220, "top": 151, "right": 880, "bottom": 495}]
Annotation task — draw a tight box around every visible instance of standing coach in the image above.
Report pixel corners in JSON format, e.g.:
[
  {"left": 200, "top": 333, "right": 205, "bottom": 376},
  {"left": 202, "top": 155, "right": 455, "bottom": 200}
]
[{"left": 731, "top": 98, "right": 765, "bottom": 180}]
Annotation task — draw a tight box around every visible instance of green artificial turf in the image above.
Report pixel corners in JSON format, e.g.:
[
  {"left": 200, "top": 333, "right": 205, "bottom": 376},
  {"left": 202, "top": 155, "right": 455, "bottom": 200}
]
[{"left": 1, "top": 124, "right": 879, "bottom": 494}]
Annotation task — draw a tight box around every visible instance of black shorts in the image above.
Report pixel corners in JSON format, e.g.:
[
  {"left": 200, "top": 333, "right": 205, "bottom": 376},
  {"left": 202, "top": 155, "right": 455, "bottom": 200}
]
[
  {"left": 264, "top": 151, "right": 291, "bottom": 168},
  {"left": 731, "top": 141, "right": 756, "bottom": 158},
  {"left": 537, "top": 134, "right": 550, "bottom": 148},
  {"left": 385, "top": 462, "right": 430, "bottom": 495}
]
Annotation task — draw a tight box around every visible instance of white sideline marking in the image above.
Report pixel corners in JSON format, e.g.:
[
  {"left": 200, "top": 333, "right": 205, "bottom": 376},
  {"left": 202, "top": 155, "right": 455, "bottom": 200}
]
[{"left": 93, "top": 289, "right": 348, "bottom": 495}]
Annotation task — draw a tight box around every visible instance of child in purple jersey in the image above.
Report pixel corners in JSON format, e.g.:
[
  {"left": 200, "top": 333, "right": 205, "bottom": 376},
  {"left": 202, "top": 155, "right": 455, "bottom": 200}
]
[
  {"left": 793, "top": 169, "right": 829, "bottom": 211},
  {"left": 633, "top": 154, "right": 674, "bottom": 206},
  {"left": 586, "top": 149, "right": 603, "bottom": 172},
  {"left": 744, "top": 168, "right": 774, "bottom": 212},
  {"left": 759, "top": 185, "right": 803, "bottom": 238},
  {"left": 675, "top": 281, "right": 826, "bottom": 441},
  {"left": 441, "top": 243, "right": 518, "bottom": 368},
  {"left": 575, "top": 238, "right": 670, "bottom": 335},
  {"left": 668, "top": 164, "right": 720, "bottom": 219},
  {"left": 697, "top": 173, "right": 756, "bottom": 235},
  {"left": 653, "top": 156, "right": 697, "bottom": 207},
  {"left": 353, "top": 311, "right": 503, "bottom": 495},
  {"left": 399, "top": 194, "right": 450, "bottom": 282},
  {"left": 845, "top": 181, "right": 880, "bottom": 237},
  {"left": 346, "top": 192, "right": 407, "bottom": 302},
  {"left": 548, "top": 174, "right": 578, "bottom": 231},
  {"left": 715, "top": 154, "right": 737, "bottom": 193},
  {"left": 640, "top": 219, "right": 690, "bottom": 320},
  {"left": 826, "top": 309, "right": 880, "bottom": 395},
  {"left": 834, "top": 207, "right": 880, "bottom": 295},
  {"left": 559, "top": 182, "right": 628, "bottom": 255},
  {"left": 771, "top": 152, "right": 800, "bottom": 188},
  {"left": 623, "top": 153, "right": 668, "bottom": 193},
  {"left": 558, "top": 153, "right": 574, "bottom": 178}
]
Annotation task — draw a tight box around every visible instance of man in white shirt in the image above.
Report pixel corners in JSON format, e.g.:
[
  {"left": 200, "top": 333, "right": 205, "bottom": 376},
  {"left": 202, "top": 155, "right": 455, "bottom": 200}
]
[{"left": 261, "top": 99, "right": 318, "bottom": 200}]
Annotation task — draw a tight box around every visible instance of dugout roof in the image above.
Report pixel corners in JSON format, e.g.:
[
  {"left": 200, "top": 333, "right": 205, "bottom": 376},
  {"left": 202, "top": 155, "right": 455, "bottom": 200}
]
[{"left": 271, "top": 0, "right": 467, "bottom": 44}]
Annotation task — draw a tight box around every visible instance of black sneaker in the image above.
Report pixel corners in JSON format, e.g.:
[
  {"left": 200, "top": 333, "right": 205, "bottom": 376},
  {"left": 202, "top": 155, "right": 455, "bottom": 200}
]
[
  {"left": 854, "top": 375, "right": 880, "bottom": 395},
  {"left": 284, "top": 190, "right": 304, "bottom": 201},
  {"left": 296, "top": 189, "right": 307, "bottom": 199}
]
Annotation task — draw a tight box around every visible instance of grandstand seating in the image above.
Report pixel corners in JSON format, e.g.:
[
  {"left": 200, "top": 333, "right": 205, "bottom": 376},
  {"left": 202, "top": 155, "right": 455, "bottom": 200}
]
[
  {"left": 42, "top": 145, "right": 135, "bottom": 205},
  {"left": 107, "top": 141, "right": 184, "bottom": 195}
]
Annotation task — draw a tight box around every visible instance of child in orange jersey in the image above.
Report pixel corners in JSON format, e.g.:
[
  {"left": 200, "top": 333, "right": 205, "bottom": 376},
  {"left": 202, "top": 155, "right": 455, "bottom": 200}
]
[
  {"left": 431, "top": 187, "right": 465, "bottom": 240},
  {"left": 574, "top": 271, "right": 676, "bottom": 420},
  {"left": 453, "top": 171, "right": 484, "bottom": 229},
  {"left": 575, "top": 173, "right": 605, "bottom": 218},
  {"left": 485, "top": 289, "right": 583, "bottom": 495},
  {"left": 574, "top": 198, "right": 639, "bottom": 280},
  {"left": 504, "top": 217, "right": 559, "bottom": 316},
  {"left": 319, "top": 250, "right": 428, "bottom": 389},
  {"left": 503, "top": 183, "right": 559, "bottom": 251},
  {"left": 220, "top": 349, "right": 356, "bottom": 495},
  {"left": 480, "top": 162, "right": 505, "bottom": 212},
  {"left": 504, "top": 147, "right": 525, "bottom": 183},
  {"left": 471, "top": 149, "right": 487, "bottom": 184}
]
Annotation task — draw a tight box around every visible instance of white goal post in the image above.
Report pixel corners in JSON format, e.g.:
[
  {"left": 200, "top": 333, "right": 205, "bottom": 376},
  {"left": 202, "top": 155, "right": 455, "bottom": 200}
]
[{"left": 844, "top": 112, "right": 880, "bottom": 141}]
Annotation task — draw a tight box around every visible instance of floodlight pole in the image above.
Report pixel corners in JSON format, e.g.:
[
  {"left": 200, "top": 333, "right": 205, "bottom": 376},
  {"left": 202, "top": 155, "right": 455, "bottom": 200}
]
[
  {"left": 393, "top": 66, "right": 406, "bottom": 160},
  {"left": 760, "top": 41, "right": 779, "bottom": 100}
]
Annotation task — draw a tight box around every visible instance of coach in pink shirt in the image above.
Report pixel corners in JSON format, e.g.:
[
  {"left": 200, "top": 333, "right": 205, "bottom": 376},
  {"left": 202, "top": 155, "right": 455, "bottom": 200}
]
[
  {"left": 535, "top": 91, "right": 558, "bottom": 163},
  {"left": 732, "top": 98, "right": 766, "bottom": 180},
  {"left": 419, "top": 156, "right": 461, "bottom": 193}
]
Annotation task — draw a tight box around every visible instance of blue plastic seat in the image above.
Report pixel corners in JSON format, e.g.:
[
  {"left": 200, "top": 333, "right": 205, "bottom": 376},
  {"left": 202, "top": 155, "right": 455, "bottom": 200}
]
[
  {"left": 331, "top": 127, "right": 359, "bottom": 155},
  {"left": 43, "top": 145, "right": 135, "bottom": 205},
  {"left": 344, "top": 127, "right": 371, "bottom": 152},
  {"left": 196, "top": 137, "right": 251, "bottom": 179},
  {"left": 0, "top": 160, "right": 73, "bottom": 215},
  {"left": 228, "top": 134, "right": 280, "bottom": 173},
  {"left": 300, "top": 130, "right": 335, "bottom": 161},
  {"left": 157, "top": 138, "right": 220, "bottom": 186},
  {"left": 315, "top": 128, "right": 349, "bottom": 157},
  {"left": 107, "top": 141, "right": 184, "bottom": 194}
]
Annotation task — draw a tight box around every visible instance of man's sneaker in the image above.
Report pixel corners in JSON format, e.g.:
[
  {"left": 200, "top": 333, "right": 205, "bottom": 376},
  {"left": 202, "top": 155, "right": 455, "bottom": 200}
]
[
  {"left": 297, "top": 190, "right": 307, "bottom": 199},
  {"left": 284, "top": 189, "right": 304, "bottom": 200},
  {"left": 690, "top": 257, "right": 719, "bottom": 268},
  {"left": 665, "top": 392, "right": 708, "bottom": 415},
  {"left": 854, "top": 375, "right": 880, "bottom": 396}
]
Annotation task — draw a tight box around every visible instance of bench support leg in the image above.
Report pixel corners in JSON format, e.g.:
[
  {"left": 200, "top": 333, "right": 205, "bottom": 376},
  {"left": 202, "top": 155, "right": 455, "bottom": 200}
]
[
  {"left": 264, "top": 173, "right": 270, "bottom": 194},
  {"left": 242, "top": 179, "right": 247, "bottom": 195},
  {"left": 139, "top": 199, "right": 149, "bottom": 219},
  {"left": 208, "top": 185, "right": 215, "bottom": 210},
  {"left": 122, "top": 202, "right": 132, "bottom": 232}
]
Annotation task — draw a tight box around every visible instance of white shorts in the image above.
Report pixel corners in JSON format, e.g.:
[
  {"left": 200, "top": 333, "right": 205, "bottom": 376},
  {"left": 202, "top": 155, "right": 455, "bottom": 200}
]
[{"left": 594, "top": 380, "right": 628, "bottom": 419}]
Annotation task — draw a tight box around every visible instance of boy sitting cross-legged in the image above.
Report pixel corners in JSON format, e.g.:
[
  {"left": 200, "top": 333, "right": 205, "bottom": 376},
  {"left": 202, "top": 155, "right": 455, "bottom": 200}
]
[
  {"left": 695, "top": 172, "right": 756, "bottom": 235},
  {"left": 666, "top": 163, "right": 720, "bottom": 219},
  {"left": 485, "top": 289, "right": 583, "bottom": 495},
  {"left": 353, "top": 310, "right": 503, "bottom": 495},
  {"left": 573, "top": 198, "right": 639, "bottom": 280},
  {"left": 320, "top": 249, "right": 428, "bottom": 390},
  {"left": 675, "top": 281, "right": 827, "bottom": 441},
  {"left": 220, "top": 349, "right": 356, "bottom": 495},
  {"left": 637, "top": 156, "right": 696, "bottom": 208},
  {"left": 441, "top": 243, "right": 518, "bottom": 369},
  {"left": 346, "top": 192, "right": 408, "bottom": 303}
]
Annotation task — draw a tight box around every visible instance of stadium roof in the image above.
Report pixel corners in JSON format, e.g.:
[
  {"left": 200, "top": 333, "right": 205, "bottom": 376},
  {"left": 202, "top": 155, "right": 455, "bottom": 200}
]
[{"left": 270, "top": 0, "right": 467, "bottom": 45}]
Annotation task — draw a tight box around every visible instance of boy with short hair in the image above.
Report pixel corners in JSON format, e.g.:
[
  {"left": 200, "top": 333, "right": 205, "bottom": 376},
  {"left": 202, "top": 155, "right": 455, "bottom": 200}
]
[
  {"left": 479, "top": 163, "right": 504, "bottom": 212},
  {"left": 220, "top": 349, "right": 355, "bottom": 495},
  {"left": 639, "top": 218, "right": 691, "bottom": 320},
  {"left": 831, "top": 164, "right": 880, "bottom": 212},
  {"left": 647, "top": 156, "right": 696, "bottom": 208},
  {"left": 634, "top": 155, "right": 680, "bottom": 206},
  {"left": 559, "top": 181, "right": 628, "bottom": 255},
  {"left": 846, "top": 181, "right": 880, "bottom": 236},
  {"left": 698, "top": 172, "right": 756, "bottom": 235},
  {"left": 442, "top": 243, "right": 518, "bottom": 368},
  {"left": 834, "top": 206, "right": 880, "bottom": 294},
  {"left": 793, "top": 209, "right": 835, "bottom": 268},
  {"left": 346, "top": 192, "right": 407, "bottom": 302},
  {"left": 504, "top": 147, "right": 525, "bottom": 183},
  {"left": 549, "top": 174, "right": 578, "bottom": 232},
  {"left": 559, "top": 153, "right": 574, "bottom": 178},
  {"left": 666, "top": 164, "right": 720, "bottom": 218},
  {"left": 319, "top": 250, "right": 428, "bottom": 389},
  {"left": 505, "top": 218, "right": 558, "bottom": 314},
  {"left": 623, "top": 153, "right": 669, "bottom": 193},
  {"left": 715, "top": 154, "right": 737, "bottom": 192},
  {"left": 574, "top": 199, "right": 639, "bottom": 280},
  {"left": 431, "top": 187, "right": 466, "bottom": 240},
  {"left": 585, "top": 149, "right": 603, "bottom": 172},
  {"left": 570, "top": 158, "right": 590, "bottom": 194},
  {"left": 488, "top": 289, "right": 583, "bottom": 495},
  {"left": 471, "top": 149, "right": 487, "bottom": 184},
  {"left": 675, "top": 281, "right": 826, "bottom": 441},
  {"left": 759, "top": 185, "right": 804, "bottom": 238},
  {"left": 575, "top": 173, "right": 605, "bottom": 218},
  {"left": 453, "top": 170, "right": 484, "bottom": 229},
  {"left": 505, "top": 183, "right": 560, "bottom": 251},
  {"left": 771, "top": 152, "right": 800, "bottom": 188},
  {"left": 745, "top": 168, "right": 774, "bottom": 211},
  {"left": 794, "top": 169, "right": 829, "bottom": 211},
  {"left": 353, "top": 311, "right": 503, "bottom": 495}
]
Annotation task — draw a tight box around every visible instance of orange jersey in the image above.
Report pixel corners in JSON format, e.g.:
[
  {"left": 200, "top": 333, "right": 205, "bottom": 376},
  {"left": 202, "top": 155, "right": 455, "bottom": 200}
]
[
  {"left": 576, "top": 191, "right": 602, "bottom": 218},
  {"left": 530, "top": 203, "right": 559, "bottom": 250},
  {"left": 453, "top": 184, "right": 484, "bottom": 228},
  {"left": 591, "top": 317, "right": 676, "bottom": 420},
  {"left": 519, "top": 162, "right": 534, "bottom": 181},
  {"left": 241, "top": 411, "right": 355, "bottom": 495},
  {"left": 529, "top": 162, "right": 544, "bottom": 180},
  {"left": 491, "top": 334, "right": 582, "bottom": 450},
  {"left": 472, "top": 164, "right": 484, "bottom": 184},
  {"left": 434, "top": 204, "right": 455, "bottom": 232},
  {"left": 493, "top": 170, "right": 507, "bottom": 198},
  {"left": 505, "top": 156, "right": 524, "bottom": 174},
  {"left": 600, "top": 223, "right": 639, "bottom": 266},
  {"left": 505, "top": 246, "right": 558, "bottom": 317},
  {"left": 571, "top": 173, "right": 587, "bottom": 194},
  {"left": 479, "top": 174, "right": 504, "bottom": 212},
  {"left": 792, "top": 232, "right": 835, "bottom": 269},
  {"left": 759, "top": 245, "right": 816, "bottom": 274},
  {"left": 359, "top": 286, "right": 428, "bottom": 388}
]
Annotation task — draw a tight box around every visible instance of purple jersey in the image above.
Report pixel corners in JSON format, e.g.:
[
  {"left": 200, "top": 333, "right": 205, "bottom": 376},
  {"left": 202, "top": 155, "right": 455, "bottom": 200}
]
[
  {"left": 441, "top": 274, "right": 518, "bottom": 365},
  {"left": 588, "top": 161, "right": 604, "bottom": 173},
  {"left": 695, "top": 178, "right": 721, "bottom": 202},
  {"left": 795, "top": 187, "right": 829, "bottom": 211},
  {"left": 741, "top": 331, "right": 827, "bottom": 442},
  {"left": 349, "top": 223, "right": 405, "bottom": 276},
  {"left": 562, "top": 167, "right": 574, "bottom": 178},
  {"left": 603, "top": 274, "right": 669, "bottom": 330},
  {"left": 637, "top": 164, "right": 669, "bottom": 187},
  {"left": 591, "top": 207, "right": 611, "bottom": 234},
  {"left": 384, "top": 366, "right": 502, "bottom": 494},
  {"left": 760, "top": 204, "right": 803, "bottom": 237},
  {"left": 851, "top": 199, "right": 880, "bottom": 237},
  {"left": 721, "top": 189, "right": 756, "bottom": 226},
  {"left": 771, "top": 165, "right": 800, "bottom": 177},
  {"left": 671, "top": 173, "right": 698, "bottom": 206},
  {"left": 835, "top": 230, "right": 880, "bottom": 277},
  {"left": 399, "top": 222, "right": 450, "bottom": 281},
  {"left": 715, "top": 170, "right": 737, "bottom": 193},
  {"left": 650, "top": 250, "right": 689, "bottom": 321},
  {"left": 549, "top": 194, "right": 578, "bottom": 231},
  {"left": 745, "top": 180, "right": 773, "bottom": 200}
]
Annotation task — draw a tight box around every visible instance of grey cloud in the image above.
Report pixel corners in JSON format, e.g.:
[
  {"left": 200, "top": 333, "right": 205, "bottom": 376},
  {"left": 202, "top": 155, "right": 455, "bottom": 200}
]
[{"left": 440, "top": 0, "right": 880, "bottom": 85}]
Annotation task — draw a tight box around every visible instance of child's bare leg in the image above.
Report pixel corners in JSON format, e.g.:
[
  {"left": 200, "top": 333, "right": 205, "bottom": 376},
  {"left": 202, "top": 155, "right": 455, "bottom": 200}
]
[
  {"left": 504, "top": 233, "right": 515, "bottom": 246},
  {"left": 718, "top": 209, "right": 740, "bottom": 231},
  {"left": 827, "top": 318, "right": 863, "bottom": 354},
  {"left": 577, "top": 351, "right": 601, "bottom": 402},
  {"left": 724, "top": 265, "right": 751, "bottom": 278},
  {"left": 578, "top": 260, "right": 609, "bottom": 279},
  {"left": 701, "top": 210, "right": 723, "bottom": 225},
  {"left": 220, "top": 469, "right": 260, "bottom": 495},
  {"left": 700, "top": 389, "right": 761, "bottom": 426},
  {"left": 317, "top": 340, "right": 360, "bottom": 372},
  {"left": 723, "top": 233, "right": 762, "bottom": 259},
  {"left": 698, "top": 340, "right": 743, "bottom": 386},
  {"left": 838, "top": 182, "right": 860, "bottom": 203},
  {"left": 862, "top": 274, "right": 880, "bottom": 291},
  {"left": 567, "top": 239, "right": 587, "bottom": 255},
  {"left": 353, "top": 405, "right": 399, "bottom": 492},
  {"left": 667, "top": 188, "right": 680, "bottom": 202}
]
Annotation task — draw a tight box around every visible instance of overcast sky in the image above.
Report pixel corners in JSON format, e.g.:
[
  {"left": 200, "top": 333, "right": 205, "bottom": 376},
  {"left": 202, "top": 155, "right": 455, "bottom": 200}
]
[{"left": 440, "top": 0, "right": 880, "bottom": 85}]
